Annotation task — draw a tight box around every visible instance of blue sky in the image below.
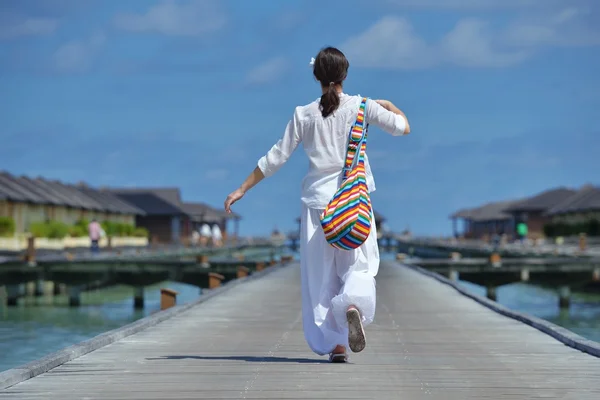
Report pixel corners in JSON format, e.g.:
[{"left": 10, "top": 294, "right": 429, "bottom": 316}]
[{"left": 1, "top": 0, "right": 598, "bottom": 237}]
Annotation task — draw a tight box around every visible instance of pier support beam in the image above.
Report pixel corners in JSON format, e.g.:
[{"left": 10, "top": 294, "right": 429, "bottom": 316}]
[
  {"left": 68, "top": 286, "right": 81, "bottom": 307},
  {"left": 34, "top": 279, "right": 45, "bottom": 297},
  {"left": 559, "top": 286, "right": 570, "bottom": 309},
  {"left": 6, "top": 284, "right": 22, "bottom": 306},
  {"left": 486, "top": 286, "right": 497, "bottom": 302},
  {"left": 448, "top": 269, "right": 459, "bottom": 281},
  {"left": 25, "top": 236, "right": 36, "bottom": 264},
  {"left": 134, "top": 286, "right": 145, "bottom": 309},
  {"left": 53, "top": 281, "right": 62, "bottom": 296}
]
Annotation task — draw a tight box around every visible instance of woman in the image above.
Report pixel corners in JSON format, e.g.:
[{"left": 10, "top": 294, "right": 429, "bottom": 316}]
[{"left": 224, "top": 47, "right": 410, "bottom": 363}]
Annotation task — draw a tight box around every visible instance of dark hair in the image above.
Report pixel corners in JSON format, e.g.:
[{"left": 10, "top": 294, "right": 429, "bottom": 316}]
[{"left": 312, "top": 47, "right": 349, "bottom": 118}]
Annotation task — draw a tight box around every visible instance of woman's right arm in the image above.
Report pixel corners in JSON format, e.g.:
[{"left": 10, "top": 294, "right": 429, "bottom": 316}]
[{"left": 367, "top": 99, "right": 410, "bottom": 136}]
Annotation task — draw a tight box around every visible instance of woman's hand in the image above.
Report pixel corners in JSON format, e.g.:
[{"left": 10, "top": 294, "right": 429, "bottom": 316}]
[{"left": 224, "top": 188, "right": 245, "bottom": 214}]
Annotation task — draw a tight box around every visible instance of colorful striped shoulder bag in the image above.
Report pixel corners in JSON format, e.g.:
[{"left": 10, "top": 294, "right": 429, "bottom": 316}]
[{"left": 320, "top": 97, "right": 373, "bottom": 250}]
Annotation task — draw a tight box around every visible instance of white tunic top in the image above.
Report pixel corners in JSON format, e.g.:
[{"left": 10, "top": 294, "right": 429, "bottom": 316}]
[{"left": 257, "top": 93, "right": 407, "bottom": 209}]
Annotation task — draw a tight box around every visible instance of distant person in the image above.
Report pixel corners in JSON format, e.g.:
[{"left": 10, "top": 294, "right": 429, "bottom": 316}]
[
  {"left": 224, "top": 47, "right": 410, "bottom": 363},
  {"left": 191, "top": 230, "right": 200, "bottom": 247},
  {"left": 200, "top": 223, "right": 211, "bottom": 246},
  {"left": 516, "top": 222, "right": 528, "bottom": 244},
  {"left": 88, "top": 219, "right": 102, "bottom": 254},
  {"left": 211, "top": 224, "right": 223, "bottom": 247}
]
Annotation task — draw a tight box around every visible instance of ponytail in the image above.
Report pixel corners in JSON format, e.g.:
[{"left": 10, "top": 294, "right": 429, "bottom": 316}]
[
  {"left": 312, "top": 47, "right": 349, "bottom": 118},
  {"left": 320, "top": 83, "right": 341, "bottom": 118}
]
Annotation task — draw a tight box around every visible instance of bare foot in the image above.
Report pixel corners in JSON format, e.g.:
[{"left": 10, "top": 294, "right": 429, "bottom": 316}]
[{"left": 332, "top": 344, "right": 346, "bottom": 354}]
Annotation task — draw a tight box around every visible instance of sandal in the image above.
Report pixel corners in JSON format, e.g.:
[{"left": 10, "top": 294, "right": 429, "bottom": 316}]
[
  {"left": 346, "top": 306, "right": 366, "bottom": 353},
  {"left": 329, "top": 352, "right": 348, "bottom": 363}
]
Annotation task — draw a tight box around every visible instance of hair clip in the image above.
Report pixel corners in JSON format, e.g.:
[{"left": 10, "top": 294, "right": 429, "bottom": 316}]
[{"left": 309, "top": 57, "right": 315, "bottom": 66}]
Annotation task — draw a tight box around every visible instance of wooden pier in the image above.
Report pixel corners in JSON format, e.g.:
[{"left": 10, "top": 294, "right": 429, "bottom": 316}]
[
  {"left": 401, "top": 256, "right": 600, "bottom": 306},
  {"left": 0, "top": 245, "right": 288, "bottom": 307},
  {"left": 394, "top": 236, "right": 599, "bottom": 258},
  {"left": 1, "top": 260, "right": 599, "bottom": 399}
]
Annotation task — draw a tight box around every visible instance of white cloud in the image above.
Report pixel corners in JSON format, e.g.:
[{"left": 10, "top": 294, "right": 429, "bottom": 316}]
[
  {"left": 53, "top": 32, "right": 106, "bottom": 73},
  {"left": 245, "top": 57, "right": 289, "bottom": 85},
  {"left": 341, "top": 7, "right": 600, "bottom": 69},
  {"left": 504, "top": 7, "right": 600, "bottom": 48},
  {"left": 341, "top": 16, "right": 435, "bottom": 69},
  {"left": 0, "top": 13, "right": 58, "bottom": 39},
  {"left": 113, "top": 0, "right": 225, "bottom": 36},
  {"left": 439, "top": 19, "right": 529, "bottom": 67}
]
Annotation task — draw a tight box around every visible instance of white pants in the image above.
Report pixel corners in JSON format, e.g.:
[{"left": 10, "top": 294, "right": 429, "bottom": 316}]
[{"left": 300, "top": 204, "right": 380, "bottom": 355}]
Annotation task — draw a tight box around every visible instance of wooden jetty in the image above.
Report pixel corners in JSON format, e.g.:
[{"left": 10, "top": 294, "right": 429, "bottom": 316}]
[
  {"left": 394, "top": 236, "right": 597, "bottom": 259},
  {"left": 0, "top": 245, "right": 290, "bottom": 308},
  {"left": 401, "top": 256, "right": 600, "bottom": 306},
  {"left": 1, "top": 260, "right": 599, "bottom": 398}
]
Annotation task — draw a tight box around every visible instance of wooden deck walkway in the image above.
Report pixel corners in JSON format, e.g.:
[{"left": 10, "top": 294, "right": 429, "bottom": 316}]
[{"left": 2, "top": 261, "right": 600, "bottom": 399}]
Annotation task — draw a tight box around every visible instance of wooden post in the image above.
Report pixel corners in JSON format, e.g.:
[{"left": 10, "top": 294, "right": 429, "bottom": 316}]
[
  {"left": 448, "top": 269, "right": 459, "bottom": 281},
  {"left": 256, "top": 262, "right": 265, "bottom": 272},
  {"left": 68, "top": 286, "right": 81, "bottom": 307},
  {"left": 160, "top": 288, "right": 178, "bottom": 310},
  {"left": 34, "top": 279, "right": 45, "bottom": 297},
  {"left": 6, "top": 284, "right": 21, "bottom": 306},
  {"left": 489, "top": 253, "right": 502, "bottom": 267},
  {"left": 237, "top": 266, "right": 250, "bottom": 279},
  {"left": 486, "top": 286, "right": 497, "bottom": 301},
  {"left": 25, "top": 236, "right": 36, "bottom": 264},
  {"left": 579, "top": 233, "right": 587, "bottom": 252},
  {"left": 107, "top": 236, "right": 113, "bottom": 250},
  {"left": 134, "top": 286, "right": 145, "bottom": 309},
  {"left": 208, "top": 272, "right": 225, "bottom": 289},
  {"left": 559, "top": 286, "right": 570, "bottom": 309},
  {"left": 197, "top": 254, "right": 209, "bottom": 267}
]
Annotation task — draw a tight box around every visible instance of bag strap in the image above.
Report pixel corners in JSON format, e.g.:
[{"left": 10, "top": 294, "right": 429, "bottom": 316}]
[{"left": 342, "top": 97, "right": 369, "bottom": 178}]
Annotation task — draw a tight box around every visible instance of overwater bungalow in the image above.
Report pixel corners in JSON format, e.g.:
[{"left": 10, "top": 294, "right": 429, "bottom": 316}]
[
  {"left": 504, "top": 187, "right": 577, "bottom": 237},
  {"left": 450, "top": 185, "right": 598, "bottom": 239},
  {"left": 450, "top": 200, "right": 519, "bottom": 239},
  {"left": 0, "top": 171, "right": 144, "bottom": 235},
  {"left": 107, "top": 187, "right": 241, "bottom": 244},
  {"left": 546, "top": 185, "right": 600, "bottom": 223}
]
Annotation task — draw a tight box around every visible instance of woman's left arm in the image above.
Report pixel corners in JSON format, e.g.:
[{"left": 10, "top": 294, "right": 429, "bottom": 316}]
[{"left": 224, "top": 107, "right": 303, "bottom": 213}]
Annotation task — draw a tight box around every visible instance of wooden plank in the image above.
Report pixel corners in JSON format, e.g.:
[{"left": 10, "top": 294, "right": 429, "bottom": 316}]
[{"left": 2, "top": 261, "right": 599, "bottom": 399}]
